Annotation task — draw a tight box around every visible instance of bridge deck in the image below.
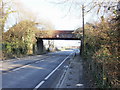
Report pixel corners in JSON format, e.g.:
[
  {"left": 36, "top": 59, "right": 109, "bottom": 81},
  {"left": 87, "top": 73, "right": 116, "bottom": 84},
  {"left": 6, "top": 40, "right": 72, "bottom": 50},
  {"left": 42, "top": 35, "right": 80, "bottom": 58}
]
[{"left": 36, "top": 30, "right": 80, "bottom": 40}]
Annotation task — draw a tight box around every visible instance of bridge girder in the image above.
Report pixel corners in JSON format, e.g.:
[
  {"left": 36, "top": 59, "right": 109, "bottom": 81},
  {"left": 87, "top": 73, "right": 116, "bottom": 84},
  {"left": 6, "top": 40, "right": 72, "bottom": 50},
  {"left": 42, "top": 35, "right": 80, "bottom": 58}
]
[{"left": 36, "top": 30, "right": 81, "bottom": 40}]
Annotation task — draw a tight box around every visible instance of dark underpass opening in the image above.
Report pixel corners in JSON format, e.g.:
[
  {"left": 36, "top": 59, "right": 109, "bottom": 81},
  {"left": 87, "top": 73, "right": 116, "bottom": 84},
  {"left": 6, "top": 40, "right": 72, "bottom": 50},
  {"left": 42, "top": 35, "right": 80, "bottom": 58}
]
[
  {"left": 35, "top": 38, "right": 81, "bottom": 55},
  {"left": 34, "top": 30, "right": 81, "bottom": 54}
]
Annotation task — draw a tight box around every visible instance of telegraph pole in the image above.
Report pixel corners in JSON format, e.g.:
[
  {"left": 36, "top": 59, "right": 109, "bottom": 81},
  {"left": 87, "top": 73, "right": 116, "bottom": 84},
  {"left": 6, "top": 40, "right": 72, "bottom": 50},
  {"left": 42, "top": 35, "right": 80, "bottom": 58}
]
[{"left": 80, "top": 5, "right": 85, "bottom": 56}]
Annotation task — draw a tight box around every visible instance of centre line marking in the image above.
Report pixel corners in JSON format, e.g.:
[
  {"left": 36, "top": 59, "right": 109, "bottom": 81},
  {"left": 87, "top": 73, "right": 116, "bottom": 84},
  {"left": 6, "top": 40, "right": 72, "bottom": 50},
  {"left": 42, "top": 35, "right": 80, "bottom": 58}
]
[
  {"left": 44, "top": 53, "right": 73, "bottom": 80},
  {"left": 34, "top": 81, "right": 45, "bottom": 89},
  {"left": 44, "top": 56, "right": 69, "bottom": 80},
  {"left": 34, "top": 52, "right": 74, "bottom": 89}
]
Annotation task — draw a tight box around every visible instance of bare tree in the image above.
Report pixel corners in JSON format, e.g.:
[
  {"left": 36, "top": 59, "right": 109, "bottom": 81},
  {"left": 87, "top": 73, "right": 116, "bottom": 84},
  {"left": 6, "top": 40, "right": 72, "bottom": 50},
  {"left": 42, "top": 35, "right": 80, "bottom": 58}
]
[
  {"left": 0, "top": 0, "right": 16, "bottom": 59},
  {"left": 0, "top": 0, "right": 16, "bottom": 33},
  {"left": 49, "top": 0, "right": 118, "bottom": 17}
]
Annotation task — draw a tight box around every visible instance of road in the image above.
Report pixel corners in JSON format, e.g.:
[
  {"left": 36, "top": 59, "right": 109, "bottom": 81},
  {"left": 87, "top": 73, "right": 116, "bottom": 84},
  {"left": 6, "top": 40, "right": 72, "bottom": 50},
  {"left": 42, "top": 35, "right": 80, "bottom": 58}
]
[{"left": 2, "top": 50, "right": 75, "bottom": 88}]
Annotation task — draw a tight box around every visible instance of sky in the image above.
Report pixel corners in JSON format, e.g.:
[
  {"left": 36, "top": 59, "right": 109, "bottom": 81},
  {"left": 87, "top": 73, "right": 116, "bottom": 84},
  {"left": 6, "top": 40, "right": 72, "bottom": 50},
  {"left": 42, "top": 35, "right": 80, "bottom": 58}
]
[
  {"left": 6, "top": 0, "right": 103, "bottom": 47},
  {"left": 43, "top": 40, "right": 81, "bottom": 47},
  {"left": 7, "top": 0, "right": 118, "bottom": 30},
  {"left": 10, "top": 0, "right": 99, "bottom": 30}
]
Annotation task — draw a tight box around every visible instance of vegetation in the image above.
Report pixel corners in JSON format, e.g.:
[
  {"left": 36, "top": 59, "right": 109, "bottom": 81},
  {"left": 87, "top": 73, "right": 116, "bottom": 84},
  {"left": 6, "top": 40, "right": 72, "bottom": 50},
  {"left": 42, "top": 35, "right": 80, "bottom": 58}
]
[
  {"left": 2, "top": 19, "right": 56, "bottom": 59},
  {"left": 0, "top": 0, "right": 16, "bottom": 59},
  {"left": 1, "top": 0, "right": 55, "bottom": 59},
  {"left": 75, "top": 8, "right": 120, "bottom": 88},
  {"left": 1, "top": 0, "right": 119, "bottom": 88},
  {"left": 2, "top": 20, "right": 38, "bottom": 58},
  {"left": 55, "top": 0, "right": 119, "bottom": 88}
]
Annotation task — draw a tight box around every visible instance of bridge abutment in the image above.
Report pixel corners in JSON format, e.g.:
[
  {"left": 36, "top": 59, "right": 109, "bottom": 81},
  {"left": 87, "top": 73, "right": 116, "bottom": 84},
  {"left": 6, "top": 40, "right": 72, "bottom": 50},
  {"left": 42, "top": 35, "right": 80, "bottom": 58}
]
[{"left": 36, "top": 39, "right": 44, "bottom": 54}]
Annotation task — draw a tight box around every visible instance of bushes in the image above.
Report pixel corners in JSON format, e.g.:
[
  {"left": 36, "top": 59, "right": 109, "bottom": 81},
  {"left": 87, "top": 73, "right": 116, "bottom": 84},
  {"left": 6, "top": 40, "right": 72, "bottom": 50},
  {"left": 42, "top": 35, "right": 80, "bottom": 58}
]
[
  {"left": 2, "top": 41, "right": 28, "bottom": 59},
  {"left": 81, "top": 16, "right": 120, "bottom": 88},
  {"left": 2, "top": 20, "right": 38, "bottom": 59}
]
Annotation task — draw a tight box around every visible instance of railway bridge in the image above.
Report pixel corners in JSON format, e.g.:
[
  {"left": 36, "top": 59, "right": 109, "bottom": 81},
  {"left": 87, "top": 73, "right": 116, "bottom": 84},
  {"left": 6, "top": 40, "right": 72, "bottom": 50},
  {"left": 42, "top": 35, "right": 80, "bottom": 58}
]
[{"left": 35, "top": 30, "right": 80, "bottom": 54}]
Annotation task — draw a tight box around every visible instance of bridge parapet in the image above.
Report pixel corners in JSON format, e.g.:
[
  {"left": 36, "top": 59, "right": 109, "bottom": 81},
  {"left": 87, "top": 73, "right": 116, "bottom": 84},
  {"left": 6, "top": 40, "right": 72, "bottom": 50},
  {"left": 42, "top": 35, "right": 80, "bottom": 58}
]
[{"left": 36, "top": 30, "right": 80, "bottom": 40}]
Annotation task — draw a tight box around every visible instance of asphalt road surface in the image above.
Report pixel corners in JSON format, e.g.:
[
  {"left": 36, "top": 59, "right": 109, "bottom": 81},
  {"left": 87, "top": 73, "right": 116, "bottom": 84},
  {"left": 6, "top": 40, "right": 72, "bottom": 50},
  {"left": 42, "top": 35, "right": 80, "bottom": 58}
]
[{"left": 2, "top": 50, "right": 75, "bottom": 88}]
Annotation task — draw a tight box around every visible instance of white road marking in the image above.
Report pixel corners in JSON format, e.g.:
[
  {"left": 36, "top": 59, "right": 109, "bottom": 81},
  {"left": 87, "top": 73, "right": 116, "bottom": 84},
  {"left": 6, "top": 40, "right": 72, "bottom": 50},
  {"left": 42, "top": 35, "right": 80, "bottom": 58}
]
[
  {"left": 34, "top": 52, "right": 74, "bottom": 89},
  {"left": 35, "top": 61, "right": 41, "bottom": 64},
  {"left": 76, "top": 84, "right": 84, "bottom": 87},
  {"left": 12, "top": 64, "right": 30, "bottom": 71},
  {"left": 12, "top": 59, "right": 46, "bottom": 71},
  {"left": 56, "top": 68, "right": 68, "bottom": 88},
  {"left": 34, "top": 81, "right": 45, "bottom": 89},
  {"left": 12, "top": 68, "right": 21, "bottom": 71},
  {"left": 44, "top": 53, "right": 73, "bottom": 80}
]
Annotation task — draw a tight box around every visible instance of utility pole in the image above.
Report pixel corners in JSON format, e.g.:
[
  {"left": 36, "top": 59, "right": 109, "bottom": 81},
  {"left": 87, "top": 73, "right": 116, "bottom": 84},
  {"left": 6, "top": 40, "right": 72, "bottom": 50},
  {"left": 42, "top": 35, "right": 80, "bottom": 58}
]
[
  {"left": 80, "top": 5, "right": 85, "bottom": 56},
  {"left": 82, "top": 5, "right": 85, "bottom": 56}
]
